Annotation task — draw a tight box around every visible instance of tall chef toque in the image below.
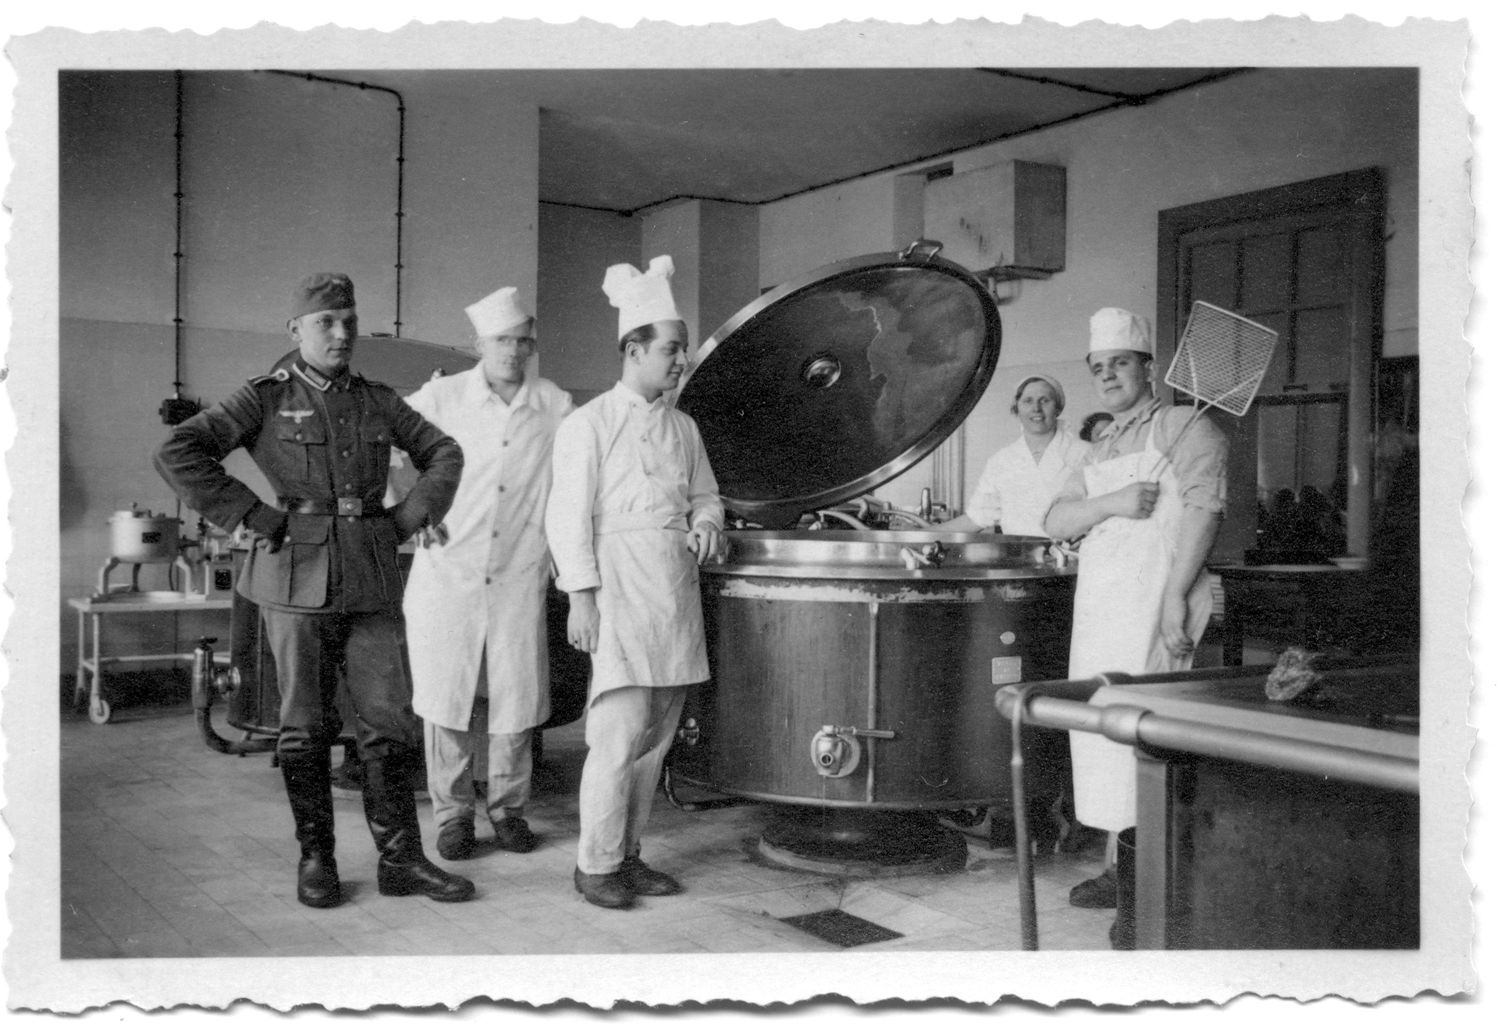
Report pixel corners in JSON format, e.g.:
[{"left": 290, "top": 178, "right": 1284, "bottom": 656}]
[
  {"left": 465, "top": 286, "right": 532, "bottom": 338},
  {"left": 291, "top": 272, "right": 356, "bottom": 320},
  {"left": 603, "top": 255, "right": 681, "bottom": 339},
  {"left": 1087, "top": 307, "right": 1154, "bottom": 357}
]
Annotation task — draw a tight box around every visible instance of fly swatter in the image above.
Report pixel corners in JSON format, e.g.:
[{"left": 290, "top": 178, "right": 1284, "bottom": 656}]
[{"left": 1148, "top": 300, "right": 1278, "bottom": 480}]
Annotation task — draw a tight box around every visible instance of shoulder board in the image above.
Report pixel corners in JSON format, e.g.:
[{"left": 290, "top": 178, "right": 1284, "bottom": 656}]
[{"left": 248, "top": 369, "right": 292, "bottom": 386}]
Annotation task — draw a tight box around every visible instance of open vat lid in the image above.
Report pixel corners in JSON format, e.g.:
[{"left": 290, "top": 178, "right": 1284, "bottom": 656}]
[{"left": 676, "top": 241, "right": 1002, "bottom": 528}]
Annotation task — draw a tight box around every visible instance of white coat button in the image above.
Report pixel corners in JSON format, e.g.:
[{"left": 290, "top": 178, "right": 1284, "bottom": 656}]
[{"left": 1000, "top": 631, "right": 1017, "bottom": 645}]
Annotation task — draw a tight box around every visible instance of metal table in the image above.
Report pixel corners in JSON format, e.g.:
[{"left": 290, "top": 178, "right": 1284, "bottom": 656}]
[
  {"left": 69, "top": 593, "right": 231, "bottom": 724},
  {"left": 997, "top": 659, "right": 1418, "bottom": 950}
]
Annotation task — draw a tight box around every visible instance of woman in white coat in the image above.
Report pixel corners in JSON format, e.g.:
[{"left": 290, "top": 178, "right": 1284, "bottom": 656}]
[
  {"left": 400, "top": 287, "right": 574, "bottom": 861},
  {"left": 941, "top": 374, "right": 1089, "bottom": 537}
]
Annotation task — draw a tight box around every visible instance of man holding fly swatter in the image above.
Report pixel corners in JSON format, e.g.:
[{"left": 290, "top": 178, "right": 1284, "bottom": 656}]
[{"left": 1043, "top": 305, "right": 1244, "bottom": 944}]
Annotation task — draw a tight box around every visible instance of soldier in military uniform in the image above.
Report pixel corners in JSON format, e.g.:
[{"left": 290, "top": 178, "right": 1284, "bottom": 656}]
[{"left": 155, "top": 272, "right": 475, "bottom": 908}]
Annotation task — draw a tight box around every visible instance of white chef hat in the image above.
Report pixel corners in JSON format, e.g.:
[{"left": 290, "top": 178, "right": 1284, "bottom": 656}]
[
  {"left": 603, "top": 255, "right": 681, "bottom": 339},
  {"left": 1087, "top": 307, "right": 1154, "bottom": 357},
  {"left": 465, "top": 286, "right": 533, "bottom": 338}
]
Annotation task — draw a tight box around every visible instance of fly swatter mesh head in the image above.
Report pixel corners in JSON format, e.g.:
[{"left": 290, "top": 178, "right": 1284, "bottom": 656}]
[{"left": 1162, "top": 301, "right": 1279, "bottom": 417}]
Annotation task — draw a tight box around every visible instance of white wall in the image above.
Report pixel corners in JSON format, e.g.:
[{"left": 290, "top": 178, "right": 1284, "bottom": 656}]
[
  {"left": 756, "top": 67, "right": 1419, "bottom": 514},
  {"left": 57, "top": 70, "right": 541, "bottom": 673},
  {"left": 537, "top": 202, "right": 642, "bottom": 398},
  {"left": 640, "top": 201, "right": 703, "bottom": 350}
]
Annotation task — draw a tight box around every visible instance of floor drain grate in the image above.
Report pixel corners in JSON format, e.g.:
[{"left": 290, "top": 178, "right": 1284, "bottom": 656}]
[{"left": 780, "top": 909, "right": 904, "bottom": 948}]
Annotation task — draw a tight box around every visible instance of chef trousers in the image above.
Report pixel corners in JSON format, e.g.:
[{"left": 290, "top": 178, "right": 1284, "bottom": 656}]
[
  {"left": 424, "top": 702, "right": 532, "bottom": 829},
  {"left": 261, "top": 608, "right": 421, "bottom": 759},
  {"left": 576, "top": 685, "right": 687, "bottom": 875}
]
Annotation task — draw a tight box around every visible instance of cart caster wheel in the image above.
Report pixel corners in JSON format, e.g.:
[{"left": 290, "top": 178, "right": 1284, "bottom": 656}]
[{"left": 88, "top": 696, "right": 112, "bottom": 725}]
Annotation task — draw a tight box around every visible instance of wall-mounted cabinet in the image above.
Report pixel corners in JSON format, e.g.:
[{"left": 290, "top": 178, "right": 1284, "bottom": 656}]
[{"left": 922, "top": 160, "right": 1066, "bottom": 275}]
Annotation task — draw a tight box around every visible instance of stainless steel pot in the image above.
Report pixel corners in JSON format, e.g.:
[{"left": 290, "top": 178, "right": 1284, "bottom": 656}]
[{"left": 108, "top": 507, "right": 180, "bottom": 563}]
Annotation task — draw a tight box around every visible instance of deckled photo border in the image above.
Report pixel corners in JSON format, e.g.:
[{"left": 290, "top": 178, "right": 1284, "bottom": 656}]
[{"left": 1, "top": 7, "right": 1483, "bottom": 1016}]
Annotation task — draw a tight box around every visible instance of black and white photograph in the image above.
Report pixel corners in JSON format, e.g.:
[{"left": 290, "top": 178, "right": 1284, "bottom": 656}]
[{"left": 0, "top": 2, "right": 1488, "bottom": 1019}]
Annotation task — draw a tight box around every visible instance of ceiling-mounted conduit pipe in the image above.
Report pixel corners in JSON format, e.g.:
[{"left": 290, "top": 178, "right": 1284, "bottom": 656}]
[{"left": 261, "top": 69, "right": 409, "bottom": 337}]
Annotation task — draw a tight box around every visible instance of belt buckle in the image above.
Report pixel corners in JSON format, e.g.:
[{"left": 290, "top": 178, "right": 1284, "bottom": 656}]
[{"left": 336, "top": 497, "right": 363, "bottom": 517}]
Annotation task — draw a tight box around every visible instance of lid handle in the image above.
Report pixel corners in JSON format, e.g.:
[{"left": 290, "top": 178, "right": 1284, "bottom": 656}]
[{"left": 899, "top": 239, "right": 945, "bottom": 263}]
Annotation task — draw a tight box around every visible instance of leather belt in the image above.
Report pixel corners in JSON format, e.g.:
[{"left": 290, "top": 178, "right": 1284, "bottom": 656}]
[{"left": 281, "top": 497, "right": 377, "bottom": 517}]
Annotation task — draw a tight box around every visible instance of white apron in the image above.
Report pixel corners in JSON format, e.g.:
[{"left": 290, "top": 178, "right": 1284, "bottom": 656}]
[
  {"left": 590, "top": 514, "right": 708, "bottom": 698},
  {"left": 1067, "top": 418, "right": 1213, "bottom": 832}
]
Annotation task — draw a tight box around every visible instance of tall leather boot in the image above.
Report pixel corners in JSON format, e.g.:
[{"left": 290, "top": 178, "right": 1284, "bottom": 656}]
[
  {"left": 281, "top": 749, "right": 342, "bottom": 909},
  {"left": 363, "top": 751, "right": 476, "bottom": 903}
]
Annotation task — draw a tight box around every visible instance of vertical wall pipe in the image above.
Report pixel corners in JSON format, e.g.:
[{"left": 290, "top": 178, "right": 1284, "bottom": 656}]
[{"left": 262, "top": 70, "right": 409, "bottom": 337}]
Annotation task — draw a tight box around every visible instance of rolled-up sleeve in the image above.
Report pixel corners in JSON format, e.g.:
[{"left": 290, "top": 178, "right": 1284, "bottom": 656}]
[
  {"left": 1163, "top": 407, "right": 1229, "bottom": 513},
  {"left": 546, "top": 412, "right": 602, "bottom": 592}
]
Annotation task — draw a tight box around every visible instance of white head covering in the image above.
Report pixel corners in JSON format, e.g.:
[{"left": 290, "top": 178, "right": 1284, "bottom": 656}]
[
  {"left": 1014, "top": 373, "right": 1067, "bottom": 412},
  {"left": 465, "top": 286, "right": 532, "bottom": 338},
  {"left": 1087, "top": 307, "right": 1154, "bottom": 357},
  {"left": 603, "top": 255, "right": 681, "bottom": 338}
]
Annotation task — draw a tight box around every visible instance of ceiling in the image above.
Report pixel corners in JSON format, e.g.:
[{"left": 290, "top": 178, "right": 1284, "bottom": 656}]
[{"left": 466, "top": 68, "right": 1243, "bottom": 214}]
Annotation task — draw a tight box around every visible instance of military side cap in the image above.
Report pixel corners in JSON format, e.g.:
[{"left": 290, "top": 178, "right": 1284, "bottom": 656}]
[{"left": 291, "top": 272, "right": 356, "bottom": 319}]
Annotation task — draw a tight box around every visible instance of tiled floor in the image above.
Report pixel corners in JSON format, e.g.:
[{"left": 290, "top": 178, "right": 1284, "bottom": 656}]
[{"left": 60, "top": 686, "right": 1118, "bottom": 959}]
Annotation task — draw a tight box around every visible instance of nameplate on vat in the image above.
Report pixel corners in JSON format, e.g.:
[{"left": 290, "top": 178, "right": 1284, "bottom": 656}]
[{"left": 991, "top": 655, "right": 1023, "bottom": 685}]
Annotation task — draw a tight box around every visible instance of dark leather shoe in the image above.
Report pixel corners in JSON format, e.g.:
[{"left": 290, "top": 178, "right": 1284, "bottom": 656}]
[
  {"left": 574, "top": 867, "right": 634, "bottom": 909},
  {"left": 437, "top": 819, "right": 476, "bottom": 861},
  {"left": 619, "top": 855, "right": 682, "bottom": 896},
  {"left": 1068, "top": 868, "right": 1118, "bottom": 909},
  {"left": 491, "top": 816, "right": 538, "bottom": 853},
  {"left": 296, "top": 853, "right": 342, "bottom": 909},
  {"left": 378, "top": 857, "right": 476, "bottom": 903}
]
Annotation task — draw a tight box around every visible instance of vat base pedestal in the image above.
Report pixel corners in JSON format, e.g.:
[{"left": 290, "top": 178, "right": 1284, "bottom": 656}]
[{"left": 757, "top": 806, "right": 968, "bottom": 877}]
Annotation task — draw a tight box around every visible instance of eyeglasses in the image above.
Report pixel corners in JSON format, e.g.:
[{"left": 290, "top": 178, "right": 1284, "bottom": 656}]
[{"left": 490, "top": 336, "right": 537, "bottom": 348}]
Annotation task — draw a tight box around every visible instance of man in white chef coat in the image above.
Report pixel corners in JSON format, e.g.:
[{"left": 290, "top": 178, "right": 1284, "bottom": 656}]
[
  {"left": 401, "top": 286, "right": 575, "bottom": 861},
  {"left": 545, "top": 255, "right": 725, "bottom": 910},
  {"left": 1043, "top": 307, "right": 1228, "bottom": 934}
]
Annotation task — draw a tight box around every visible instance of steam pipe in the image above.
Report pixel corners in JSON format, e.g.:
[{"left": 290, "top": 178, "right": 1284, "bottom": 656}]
[
  {"left": 662, "top": 763, "right": 756, "bottom": 812},
  {"left": 191, "top": 637, "right": 276, "bottom": 756}
]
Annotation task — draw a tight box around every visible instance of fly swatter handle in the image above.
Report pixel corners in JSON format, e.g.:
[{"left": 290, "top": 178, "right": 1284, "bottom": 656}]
[{"left": 1146, "top": 406, "right": 1209, "bottom": 483}]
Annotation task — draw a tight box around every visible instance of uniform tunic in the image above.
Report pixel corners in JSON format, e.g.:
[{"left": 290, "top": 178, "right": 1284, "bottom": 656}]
[
  {"left": 154, "top": 358, "right": 462, "bottom": 755},
  {"left": 966, "top": 429, "right": 1091, "bottom": 536},
  {"left": 401, "top": 368, "right": 575, "bottom": 734},
  {"left": 545, "top": 382, "right": 724, "bottom": 697},
  {"left": 1051, "top": 400, "right": 1228, "bottom": 831}
]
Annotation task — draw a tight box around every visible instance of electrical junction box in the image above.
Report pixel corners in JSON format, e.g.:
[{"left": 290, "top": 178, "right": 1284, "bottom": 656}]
[{"left": 923, "top": 160, "right": 1067, "bottom": 275}]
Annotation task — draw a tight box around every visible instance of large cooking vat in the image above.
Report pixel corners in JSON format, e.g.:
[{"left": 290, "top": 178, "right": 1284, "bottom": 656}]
[
  {"left": 673, "top": 241, "right": 1075, "bottom": 870},
  {"left": 675, "top": 531, "right": 1073, "bottom": 808}
]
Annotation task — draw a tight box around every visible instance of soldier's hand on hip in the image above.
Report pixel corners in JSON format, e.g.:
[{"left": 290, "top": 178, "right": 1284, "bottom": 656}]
[
  {"left": 245, "top": 504, "right": 289, "bottom": 554},
  {"left": 416, "top": 523, "right": 450, "bottom": 548}
]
